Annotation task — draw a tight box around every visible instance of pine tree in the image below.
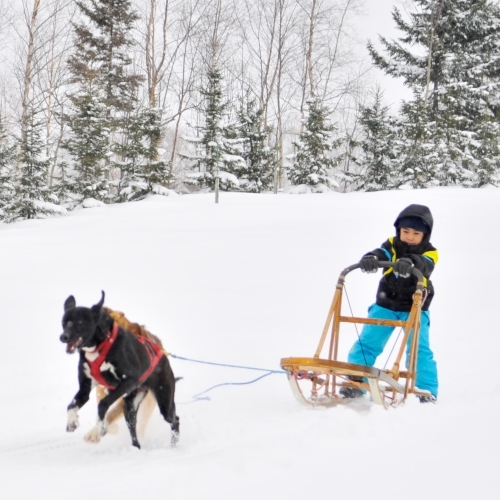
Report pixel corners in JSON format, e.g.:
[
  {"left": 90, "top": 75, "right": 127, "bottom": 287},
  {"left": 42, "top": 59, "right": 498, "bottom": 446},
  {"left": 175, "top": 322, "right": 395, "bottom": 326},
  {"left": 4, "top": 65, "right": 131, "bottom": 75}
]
[
  {"left": 66, "top": 0, "right": 144, "bottom": 201},
  {"left": 469, "top": 118, "right": 500, "bottom": 186},
  {"left": 51, "top": 160, "right": 73, "bottom": 208},
  {"left": 353, "top": 90, "right": 400, "bottom": 191},
  {"left": 287, "top": 98, "right": 341, "bottom": 191},
  {"left": 229, "top": 98, "right": 276, "bottom": 193},
  {"left": 369, "top": 0, "right": 500, "bottom": 187},
  {"left": 64, "top": 92, "right": 111, "bottom": 202},
  {"left": 116, "top": 107, "right": 172, "bottom": 201},
  {"left": 4, "top": 114, "right": 66, "bottom": 222},
  {"left": 183, "top": 68, "right": 244, "bottom": 191},
  {"left": 397, "top": 98, "right": 440, "bottom": 188},
  {"left": 0, "top": 117, "right": 18, "bottom": 217},
  {"left": 70, "top": 0, "right": 142, "bottom": 115}
]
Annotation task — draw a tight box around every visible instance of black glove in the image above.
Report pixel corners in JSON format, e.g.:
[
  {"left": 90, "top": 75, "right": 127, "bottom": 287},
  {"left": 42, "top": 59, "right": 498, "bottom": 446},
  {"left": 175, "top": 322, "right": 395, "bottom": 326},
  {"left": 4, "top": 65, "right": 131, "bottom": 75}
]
[
  {"left": 359, "top": 255, "right": 379, "bottom": 273},
  {"left": 393, "top": 257, "right": 414, "bottom": 278}
]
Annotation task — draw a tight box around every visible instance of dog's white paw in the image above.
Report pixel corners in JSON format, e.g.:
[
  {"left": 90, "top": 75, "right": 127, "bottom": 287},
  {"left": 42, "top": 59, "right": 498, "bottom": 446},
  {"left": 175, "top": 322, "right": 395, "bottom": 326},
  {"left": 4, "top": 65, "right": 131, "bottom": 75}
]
[
  {"left": 83, "top": 426, "right": 102, "bottom": 443},
  {"left": 171, "top": 431, "right": 179, "bottom": 447},
  {"left": 66, "top": 408, "right": 79, "bottom": 432},
  {"left": 95, "top": 419, "right": 108, "bottom": 437},
  {"left": 83, "top": 421, "right": 118, "bottom": 443}
]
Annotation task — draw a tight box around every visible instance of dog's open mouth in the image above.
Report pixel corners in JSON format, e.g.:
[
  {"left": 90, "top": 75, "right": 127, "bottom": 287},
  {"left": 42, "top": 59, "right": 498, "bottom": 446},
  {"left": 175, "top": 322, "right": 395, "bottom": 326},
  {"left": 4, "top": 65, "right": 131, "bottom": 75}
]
[{"left": 66, "top": 338, "right": 83, "bottom": 354}]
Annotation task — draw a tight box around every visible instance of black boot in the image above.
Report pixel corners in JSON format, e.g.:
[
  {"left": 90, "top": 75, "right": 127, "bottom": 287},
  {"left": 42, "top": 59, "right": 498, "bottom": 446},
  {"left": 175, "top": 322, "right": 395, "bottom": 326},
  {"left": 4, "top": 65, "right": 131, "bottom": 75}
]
[
  {"left": 339, "top": 386, "right": 365, "bottom": 399},
  {"left": 417, "top": 394, "right": 437, "bottom": 404}
]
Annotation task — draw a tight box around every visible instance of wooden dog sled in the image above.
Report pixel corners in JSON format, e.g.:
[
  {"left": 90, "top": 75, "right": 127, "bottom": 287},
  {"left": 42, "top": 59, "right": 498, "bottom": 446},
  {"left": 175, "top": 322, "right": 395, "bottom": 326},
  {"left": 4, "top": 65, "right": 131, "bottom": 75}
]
[{"left": 280, "top": 262, "right": 431, "bottom": 408}]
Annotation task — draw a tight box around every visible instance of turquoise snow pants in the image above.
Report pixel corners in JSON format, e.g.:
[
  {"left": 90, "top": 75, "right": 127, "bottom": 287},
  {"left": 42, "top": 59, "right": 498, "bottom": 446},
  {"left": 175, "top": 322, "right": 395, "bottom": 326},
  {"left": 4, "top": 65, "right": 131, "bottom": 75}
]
[{"left": 347, "top": 303, "right": 438, "bottom": 397}]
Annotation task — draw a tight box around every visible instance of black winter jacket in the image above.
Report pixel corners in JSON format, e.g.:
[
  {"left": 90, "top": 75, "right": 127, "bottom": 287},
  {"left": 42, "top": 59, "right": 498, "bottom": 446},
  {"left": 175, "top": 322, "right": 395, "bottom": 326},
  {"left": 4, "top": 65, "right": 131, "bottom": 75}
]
[{"left": 364, "top": 204, "right": 438, "bottom": 312}]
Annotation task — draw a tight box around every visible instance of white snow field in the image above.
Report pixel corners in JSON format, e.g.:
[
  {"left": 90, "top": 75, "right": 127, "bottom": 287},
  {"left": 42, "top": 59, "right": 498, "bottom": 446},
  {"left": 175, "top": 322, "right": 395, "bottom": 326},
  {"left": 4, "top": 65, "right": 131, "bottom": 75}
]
[{"left": 0, "top": 187, "right": 497, "bottom": 500}]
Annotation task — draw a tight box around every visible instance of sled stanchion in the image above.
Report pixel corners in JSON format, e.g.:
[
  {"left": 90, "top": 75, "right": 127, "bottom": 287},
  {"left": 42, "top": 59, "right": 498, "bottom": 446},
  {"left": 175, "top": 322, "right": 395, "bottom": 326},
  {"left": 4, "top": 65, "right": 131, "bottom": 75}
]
[
  {"left": 314, "top": 290, "right": 339, "bottom": 359},
  {"left": 280, "top": 262, "right": 425, "bottom": 408}
]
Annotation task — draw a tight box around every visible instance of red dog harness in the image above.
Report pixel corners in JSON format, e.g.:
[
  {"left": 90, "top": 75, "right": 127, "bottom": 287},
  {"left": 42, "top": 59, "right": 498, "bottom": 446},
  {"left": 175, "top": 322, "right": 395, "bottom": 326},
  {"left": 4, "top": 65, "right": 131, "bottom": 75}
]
[{"left": 85, "top": 322, "right": 164, "bottom": 390}]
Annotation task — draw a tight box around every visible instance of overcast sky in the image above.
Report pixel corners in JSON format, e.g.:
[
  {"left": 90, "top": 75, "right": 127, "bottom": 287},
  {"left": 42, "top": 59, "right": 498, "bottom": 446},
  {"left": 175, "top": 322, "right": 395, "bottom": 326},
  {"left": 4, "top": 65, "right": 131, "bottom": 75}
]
[{"left": 357, "top": 0, "right": 412, "bottom": 110}]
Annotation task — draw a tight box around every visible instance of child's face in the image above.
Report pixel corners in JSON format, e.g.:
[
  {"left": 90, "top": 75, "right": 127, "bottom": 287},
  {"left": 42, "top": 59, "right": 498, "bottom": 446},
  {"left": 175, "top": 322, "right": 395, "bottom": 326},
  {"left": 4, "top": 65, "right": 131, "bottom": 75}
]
[{"left": 400, "top": 227, "right": 424, "bottom": 245}]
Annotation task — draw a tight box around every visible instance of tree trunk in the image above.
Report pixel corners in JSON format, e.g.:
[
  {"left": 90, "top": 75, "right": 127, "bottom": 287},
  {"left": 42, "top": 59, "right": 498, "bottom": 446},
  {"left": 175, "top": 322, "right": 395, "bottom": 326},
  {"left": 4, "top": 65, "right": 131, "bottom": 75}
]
[{"left": 20, "top": 0, "right": 41, "bottom": 163}]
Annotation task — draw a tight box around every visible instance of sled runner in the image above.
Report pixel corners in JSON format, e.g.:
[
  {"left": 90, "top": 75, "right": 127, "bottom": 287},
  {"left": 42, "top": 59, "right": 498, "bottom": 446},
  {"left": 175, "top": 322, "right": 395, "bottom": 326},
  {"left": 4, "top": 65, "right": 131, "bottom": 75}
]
[{"left": 280, "top": 262, "right": 430, "bottom": 408}]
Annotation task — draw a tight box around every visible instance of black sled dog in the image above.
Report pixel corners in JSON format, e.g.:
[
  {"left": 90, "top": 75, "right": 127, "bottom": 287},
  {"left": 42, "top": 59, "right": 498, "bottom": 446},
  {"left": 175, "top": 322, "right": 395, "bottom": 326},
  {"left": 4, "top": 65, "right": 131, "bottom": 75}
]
[{"left": 60, "top": 291, "right": 179, "bottom": 449}]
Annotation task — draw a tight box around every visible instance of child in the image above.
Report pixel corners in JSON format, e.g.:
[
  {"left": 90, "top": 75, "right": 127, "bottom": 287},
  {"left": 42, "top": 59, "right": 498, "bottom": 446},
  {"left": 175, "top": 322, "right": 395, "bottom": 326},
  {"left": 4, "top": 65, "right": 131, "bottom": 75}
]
[{"left": 341, "top": 204, "right": 439, "bottom": 403}]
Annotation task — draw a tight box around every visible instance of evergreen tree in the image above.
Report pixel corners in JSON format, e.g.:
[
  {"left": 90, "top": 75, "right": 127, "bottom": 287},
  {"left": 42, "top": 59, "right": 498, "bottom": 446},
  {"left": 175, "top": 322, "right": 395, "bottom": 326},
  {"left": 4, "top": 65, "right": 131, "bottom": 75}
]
[
  {"left": 353, "top": 90, "right": 400, "bottom": 191},
  {"left": 369, "top": 0, "right": 500, "bottom": 187},
  {"left": 0, "top": 117, "right": 18, "bottom": 217},
  {"left": 469, "top": 118, "right": 500, "bottom": 186},
  {"left": 4, "top": 114, "right": 66, "bottom": 222},
  {"left": 287, "top": 98, "right": 341, "bottom": 191},
  {"left": 64, "top": 91, "right": 111, "bottom": 201},
  {"left": 70, "top": 0, "right": 142, "bottom": 115},
  {"left": 229, "top": 98, "right": 276, "bottom": 193},
  {"left": 66, "top": 0, "right": 144, "bottom": 201},
  {"left": 397, "top": 98, "right": 440, "bottom": 188},
  {"left": 183, "top": 68, "right": 244, "bottom": 191},
  {"left": 51, "top": 160, "right": 74, "bottom": 208},
  {"left": 116, "top": 107, "right": 172, "bottom": 201}
]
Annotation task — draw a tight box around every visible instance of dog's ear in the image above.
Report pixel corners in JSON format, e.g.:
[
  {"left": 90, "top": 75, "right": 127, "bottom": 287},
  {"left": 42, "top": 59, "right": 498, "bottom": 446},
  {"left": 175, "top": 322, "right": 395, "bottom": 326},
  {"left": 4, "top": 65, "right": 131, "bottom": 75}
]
[
  {"left": 64, "top": 295, "right": 76, "bottom": 311},
  {"left": 91, "top": 291, "right": 105, "bottom": 313}
]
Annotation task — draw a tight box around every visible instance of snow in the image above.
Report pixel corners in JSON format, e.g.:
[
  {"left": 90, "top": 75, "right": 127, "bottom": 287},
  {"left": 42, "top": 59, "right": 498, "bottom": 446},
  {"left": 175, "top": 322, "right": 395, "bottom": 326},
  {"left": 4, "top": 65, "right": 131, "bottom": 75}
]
[
  {"left": 0, "top": 187, "right": 498, "bottom": 499},
  {"left": 80, "top": 197, "right": 106, "bottom": 209},
  {"left": 32, "top": 200, "right": 68, "bottom": 215},
  {"left": 282, "top": 183, "right": 333, "bottom": 194}
]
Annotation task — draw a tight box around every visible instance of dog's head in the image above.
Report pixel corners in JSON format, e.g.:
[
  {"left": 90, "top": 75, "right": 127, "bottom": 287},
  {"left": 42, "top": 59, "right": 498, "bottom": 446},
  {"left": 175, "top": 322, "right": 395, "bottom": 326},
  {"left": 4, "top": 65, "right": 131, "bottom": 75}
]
[{"left": 60, "top": 291, "right": 105, "bottom": 354}]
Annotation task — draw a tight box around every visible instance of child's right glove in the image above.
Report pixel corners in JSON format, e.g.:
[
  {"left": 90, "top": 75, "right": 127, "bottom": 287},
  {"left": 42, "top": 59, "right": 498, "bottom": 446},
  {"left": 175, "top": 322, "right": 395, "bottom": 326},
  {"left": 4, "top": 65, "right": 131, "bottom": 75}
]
[
  {"left": 393, "top": 257, "right": 414, "bottom": 278},
  {"left": 359, "top": 255, "right": 379, "bottom": 273}
]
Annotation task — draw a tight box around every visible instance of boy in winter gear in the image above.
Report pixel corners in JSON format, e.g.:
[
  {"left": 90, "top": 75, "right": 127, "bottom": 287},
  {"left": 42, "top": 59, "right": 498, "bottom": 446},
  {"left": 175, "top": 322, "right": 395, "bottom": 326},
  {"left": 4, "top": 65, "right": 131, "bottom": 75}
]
[{"left": 340, "top": 204, "right": 439, "bottom": 402}]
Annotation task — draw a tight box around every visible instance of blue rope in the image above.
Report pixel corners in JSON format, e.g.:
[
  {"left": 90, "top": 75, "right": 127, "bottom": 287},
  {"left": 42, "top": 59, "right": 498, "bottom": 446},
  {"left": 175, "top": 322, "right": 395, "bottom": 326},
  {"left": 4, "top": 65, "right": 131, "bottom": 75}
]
[
  {"left": 170, "top": 353, "right": 286, "bottom": 404},
  {"left": 170, "top": 353, "right": 285, "bottom": 374}
]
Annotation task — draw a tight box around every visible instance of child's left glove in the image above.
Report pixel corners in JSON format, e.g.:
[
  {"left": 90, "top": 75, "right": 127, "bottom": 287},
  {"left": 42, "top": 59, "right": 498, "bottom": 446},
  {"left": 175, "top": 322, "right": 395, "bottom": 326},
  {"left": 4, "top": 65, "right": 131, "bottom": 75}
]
[{"left": 393, "top": 258, "right": 414, "bottom": 278}]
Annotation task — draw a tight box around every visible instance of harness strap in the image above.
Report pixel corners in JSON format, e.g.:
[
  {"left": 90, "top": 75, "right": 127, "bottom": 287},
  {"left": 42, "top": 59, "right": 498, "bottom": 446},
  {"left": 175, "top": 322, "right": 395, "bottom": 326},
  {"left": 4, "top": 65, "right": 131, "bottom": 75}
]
[
  {"left": 86, "top": 323, "right": 163, "bottom": 390},
  {"left": 137, "top": 335, "right": 164, "bottom": 382},
  {"left": 87, "top": 322, "right": 119, "bottom": 390}
]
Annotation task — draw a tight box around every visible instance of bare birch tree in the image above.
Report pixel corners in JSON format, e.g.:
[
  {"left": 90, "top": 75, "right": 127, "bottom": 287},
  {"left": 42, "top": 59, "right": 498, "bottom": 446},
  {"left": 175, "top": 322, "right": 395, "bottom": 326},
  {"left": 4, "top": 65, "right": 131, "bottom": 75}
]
[
  {"left": 32, "top": 0, "right": 75, "bottom": 185},
  {"left": 18, "top": 0, "right": 41, "bottom": 149}
]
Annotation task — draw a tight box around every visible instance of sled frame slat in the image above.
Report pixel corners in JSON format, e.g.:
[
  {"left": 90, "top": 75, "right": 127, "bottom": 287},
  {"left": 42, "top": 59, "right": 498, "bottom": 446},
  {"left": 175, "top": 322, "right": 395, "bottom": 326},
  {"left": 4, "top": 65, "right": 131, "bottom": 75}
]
[{"left": 281, "top": 262, "right": 425, "bottom": 408}]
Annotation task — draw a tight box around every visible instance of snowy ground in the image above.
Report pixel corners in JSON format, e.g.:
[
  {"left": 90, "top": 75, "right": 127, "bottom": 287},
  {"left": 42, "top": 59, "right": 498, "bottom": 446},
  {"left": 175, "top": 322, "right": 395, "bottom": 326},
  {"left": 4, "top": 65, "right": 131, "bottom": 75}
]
[{"left": 0, "top": 187, "right": 497, "bottom": 499}]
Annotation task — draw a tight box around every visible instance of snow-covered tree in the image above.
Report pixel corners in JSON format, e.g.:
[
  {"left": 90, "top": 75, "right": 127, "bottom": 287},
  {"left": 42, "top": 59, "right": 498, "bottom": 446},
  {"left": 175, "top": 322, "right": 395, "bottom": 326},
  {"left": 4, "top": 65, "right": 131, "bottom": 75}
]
[
  {"left": 183, "top": 68, "right": 244, "bottom": 191},
  {"left": 70, "top": 0, "right": 142, "bottom": 116},
  {"left": 287, "top": 98, "right": 341, "bottom": 191},
  {"left": 229, "top": 98, "right": 276, "bottom": 193},
  {"left": 4, "top": 114, "right": 66, "bottom": 222},
  {"left": 353, "top": 90, "right": 400, "bottom": 191},
  {"left": 397, "top": 98, "right": 441, "bottom": 189},
  {"left": 64, "top": 92, "right": 111, "bottom": 202},
  {"left": 369, "top": 0, "right": 500, "bottom": 187},
  {"left": 0, "top": 117, "right": 18, "bottom": 217},
  {"left": 66, "top": 0, "right": 144, "bottom": 201},
  {"left": 116, "top": 107, "right": 172, "bottom": 201}
]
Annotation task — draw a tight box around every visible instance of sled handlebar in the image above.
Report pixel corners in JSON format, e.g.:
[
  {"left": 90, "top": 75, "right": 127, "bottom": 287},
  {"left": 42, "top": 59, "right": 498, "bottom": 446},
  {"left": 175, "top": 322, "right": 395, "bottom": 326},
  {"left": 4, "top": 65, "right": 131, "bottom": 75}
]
[{"left": 339, "top": 261, "right": 424, "bottom": 289}]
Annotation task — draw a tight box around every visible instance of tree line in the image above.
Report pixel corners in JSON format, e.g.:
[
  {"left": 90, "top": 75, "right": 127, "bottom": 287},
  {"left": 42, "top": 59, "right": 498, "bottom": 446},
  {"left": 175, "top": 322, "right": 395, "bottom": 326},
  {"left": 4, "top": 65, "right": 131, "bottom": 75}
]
[{"left": 0, "top": 0, "right": 499, "bottom": 222}]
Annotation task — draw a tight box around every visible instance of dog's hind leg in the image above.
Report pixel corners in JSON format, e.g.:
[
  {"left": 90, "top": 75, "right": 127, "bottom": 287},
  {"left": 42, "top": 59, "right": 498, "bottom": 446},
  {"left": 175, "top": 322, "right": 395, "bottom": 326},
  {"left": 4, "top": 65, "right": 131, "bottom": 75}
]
[
  {"left": 123, "top": 390, "right": 147, "bottom": 449},
  {"left": 103, "top": 400, "right": 123, "bottom": 435},
  {"left": 137, "top": 390, "right": 156, "bottom": 438},
  {"left": 152, "top": 384, "right": 180, "bottom": 447}
]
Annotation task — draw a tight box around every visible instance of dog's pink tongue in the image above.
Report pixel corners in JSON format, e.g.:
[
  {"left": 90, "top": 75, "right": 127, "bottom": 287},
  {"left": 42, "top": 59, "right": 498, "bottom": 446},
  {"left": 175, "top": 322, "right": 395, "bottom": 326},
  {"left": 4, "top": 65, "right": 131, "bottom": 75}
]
[{"left": 66, "top": 339, "right": 79, "bottom": 353}]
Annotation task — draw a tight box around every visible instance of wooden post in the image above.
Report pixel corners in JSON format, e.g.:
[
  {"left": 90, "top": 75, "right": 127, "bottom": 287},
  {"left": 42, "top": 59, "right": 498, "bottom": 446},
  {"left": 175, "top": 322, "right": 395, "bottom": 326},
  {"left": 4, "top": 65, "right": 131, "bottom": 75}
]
[{"left": 215, "top": 144, "right": 220, "bottom": 204}]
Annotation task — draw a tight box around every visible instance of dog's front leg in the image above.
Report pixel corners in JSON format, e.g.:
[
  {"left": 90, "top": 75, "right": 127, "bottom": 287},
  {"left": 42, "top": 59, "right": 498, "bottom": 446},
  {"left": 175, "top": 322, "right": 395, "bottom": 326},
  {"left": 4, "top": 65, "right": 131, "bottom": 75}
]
[
  {"left": 66, "top": 370, "right": 92, "bottom": 432},
  {"left": 67, "top": 407, "right": 80, "bottom": 432},
  {"left": 95, "top": 379, "right": 139, "bottom": 439}
]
